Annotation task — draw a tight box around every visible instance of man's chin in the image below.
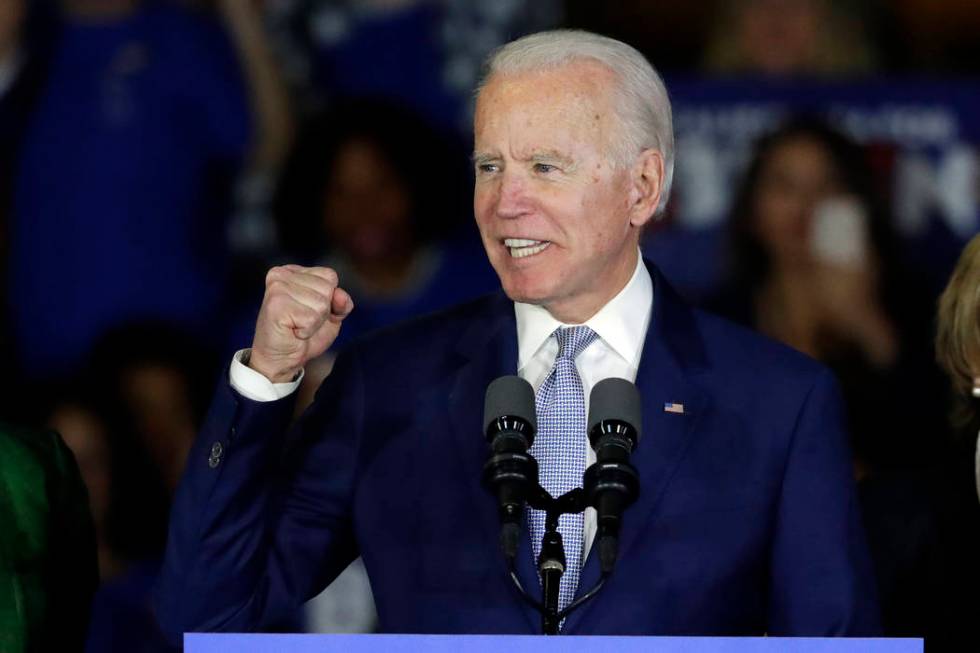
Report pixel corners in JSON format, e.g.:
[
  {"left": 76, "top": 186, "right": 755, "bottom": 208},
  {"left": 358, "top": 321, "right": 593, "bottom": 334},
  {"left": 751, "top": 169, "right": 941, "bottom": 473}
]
[
  {"left": 499, "top": 280, "right": 551, "bottom": 307},
  {"left": 492, "top": 258, "right": 566, "bottom": 306}
]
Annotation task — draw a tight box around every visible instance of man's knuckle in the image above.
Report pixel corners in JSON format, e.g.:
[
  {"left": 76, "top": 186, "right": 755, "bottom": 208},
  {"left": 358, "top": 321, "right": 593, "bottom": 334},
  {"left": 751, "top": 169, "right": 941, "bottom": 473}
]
[
  {"left": 297, "top": 304, "right": 319, "bottom": 324},
  {"left": 266, "top": 278, "right": 285, "bottom": 293},
  {"left": 313, "top": 296, "right": 331, "bottom": 315},
  {"left": 320, "top": 268, "right": 339, "bottom": 286},
  {"left": 266, "top": 266, "right": 284, "bottom": 283},
  {"left": 266, "top": 293, "right": 292, "bottom": 315}
]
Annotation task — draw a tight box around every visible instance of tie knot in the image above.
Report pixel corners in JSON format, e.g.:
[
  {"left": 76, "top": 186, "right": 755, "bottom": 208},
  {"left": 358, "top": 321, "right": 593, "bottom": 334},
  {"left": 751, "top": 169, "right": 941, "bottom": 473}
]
[{"left": 554, "top": 326, "right": 598, "bottom": 361}]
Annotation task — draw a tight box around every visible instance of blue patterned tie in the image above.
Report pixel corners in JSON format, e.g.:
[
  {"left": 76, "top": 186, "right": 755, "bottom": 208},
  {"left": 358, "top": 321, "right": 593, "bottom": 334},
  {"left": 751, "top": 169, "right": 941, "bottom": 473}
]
[{"left": 528, "top": 325, "right": 599, "bottom": 615}]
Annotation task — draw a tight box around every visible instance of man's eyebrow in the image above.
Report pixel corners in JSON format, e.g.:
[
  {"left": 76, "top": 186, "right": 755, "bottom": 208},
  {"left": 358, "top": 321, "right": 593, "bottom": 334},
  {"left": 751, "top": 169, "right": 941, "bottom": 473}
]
[
  {"left": 530, "top": 150, "right": 576, "bottom": 168},
  {"left": 471, "top": 152, "right": 499, "bottom": 165}
]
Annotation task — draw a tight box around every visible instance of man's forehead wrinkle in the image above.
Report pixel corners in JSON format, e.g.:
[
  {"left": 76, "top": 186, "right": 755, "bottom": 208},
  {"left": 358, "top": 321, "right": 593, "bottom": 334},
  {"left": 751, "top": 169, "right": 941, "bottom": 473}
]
[{"left": 474, "top": 63, "right": 619, "bottom": 168}]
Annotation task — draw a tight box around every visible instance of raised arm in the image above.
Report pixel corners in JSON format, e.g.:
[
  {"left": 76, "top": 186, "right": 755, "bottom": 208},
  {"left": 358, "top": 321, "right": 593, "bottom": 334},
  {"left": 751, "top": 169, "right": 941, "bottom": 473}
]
[{"left": 155, "top": 266, "right": 356, "bottom": 641}]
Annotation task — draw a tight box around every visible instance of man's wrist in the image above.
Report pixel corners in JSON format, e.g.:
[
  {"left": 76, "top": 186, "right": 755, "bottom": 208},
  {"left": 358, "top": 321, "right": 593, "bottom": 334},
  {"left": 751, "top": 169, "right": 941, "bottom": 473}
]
[
  {"left": 230, "top": 349, "right": 303, "bottom": 402},
  {"left": 244, "top": 349, "right": 302, "bottom": 384}
]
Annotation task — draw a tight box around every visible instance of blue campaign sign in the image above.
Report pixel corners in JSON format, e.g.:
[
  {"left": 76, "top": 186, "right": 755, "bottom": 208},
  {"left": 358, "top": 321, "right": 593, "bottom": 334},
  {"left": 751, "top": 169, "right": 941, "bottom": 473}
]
[
  {"left": 646, "top": 75, "right": 980, "bottom": 299},
  {"left": 185, "top": 633, "right": 921, "bottom": 653}
]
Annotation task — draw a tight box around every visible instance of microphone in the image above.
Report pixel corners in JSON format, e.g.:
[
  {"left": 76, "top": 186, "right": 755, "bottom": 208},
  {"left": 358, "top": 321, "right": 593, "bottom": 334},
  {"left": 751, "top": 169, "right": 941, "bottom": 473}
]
[
  {"left": 583, "top": 377, "right": 641, "bottom": 574},
  {"left": 482, "top": 375, "right": 538, "bottom": 560}
]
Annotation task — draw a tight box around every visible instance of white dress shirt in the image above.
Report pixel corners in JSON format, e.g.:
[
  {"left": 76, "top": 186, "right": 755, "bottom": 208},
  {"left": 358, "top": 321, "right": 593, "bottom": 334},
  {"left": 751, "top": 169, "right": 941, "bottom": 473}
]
[
  {"left": 514, "top": 255, "right": 653, "bottom": 561},
  {"left": 230, "top": 254, "right": 654, "bottom": 562}
]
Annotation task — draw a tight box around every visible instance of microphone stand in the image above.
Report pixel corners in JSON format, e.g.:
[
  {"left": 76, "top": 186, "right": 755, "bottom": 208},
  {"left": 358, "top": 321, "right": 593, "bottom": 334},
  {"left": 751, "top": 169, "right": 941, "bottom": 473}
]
[
  {"left": 538, "top": 514, "right": 565, "bottom": 635},
  {"left": 505, "top": 487, "right": 610, "bottom": 635},
  {"left": 484, "top": 376, "right": 641, "bottom": 635}
]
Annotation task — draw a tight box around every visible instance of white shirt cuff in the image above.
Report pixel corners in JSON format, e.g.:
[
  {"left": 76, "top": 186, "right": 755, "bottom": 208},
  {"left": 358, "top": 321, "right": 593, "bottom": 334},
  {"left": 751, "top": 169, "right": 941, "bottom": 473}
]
[{"left": 229, "top": 349, "right": 303, "bottom": 402}]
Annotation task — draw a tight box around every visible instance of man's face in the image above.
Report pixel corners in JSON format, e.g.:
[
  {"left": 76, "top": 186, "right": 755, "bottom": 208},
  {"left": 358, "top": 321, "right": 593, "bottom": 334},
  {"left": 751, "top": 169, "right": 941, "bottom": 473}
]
[{"left": 473, "top": 61, "right": 652, "bottom": 323}]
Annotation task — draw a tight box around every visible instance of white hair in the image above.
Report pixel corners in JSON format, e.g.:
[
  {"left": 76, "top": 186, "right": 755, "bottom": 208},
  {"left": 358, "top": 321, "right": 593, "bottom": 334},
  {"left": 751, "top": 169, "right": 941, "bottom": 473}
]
[{"left": 477, "top": 29, "right": 674, "bottom": 215}]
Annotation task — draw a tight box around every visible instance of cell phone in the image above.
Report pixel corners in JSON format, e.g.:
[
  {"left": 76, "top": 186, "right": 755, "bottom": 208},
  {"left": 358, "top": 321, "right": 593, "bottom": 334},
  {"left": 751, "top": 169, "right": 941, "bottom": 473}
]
[{"left": 809, "top": 196, "right": 869, "bottom": 268}]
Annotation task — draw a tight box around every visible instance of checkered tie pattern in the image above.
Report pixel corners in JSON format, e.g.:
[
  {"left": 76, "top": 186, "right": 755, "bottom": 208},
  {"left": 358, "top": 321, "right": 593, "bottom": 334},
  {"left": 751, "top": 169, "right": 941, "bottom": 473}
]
[{"left": 528, "top": 325, "right": 599, "bottom": 615}]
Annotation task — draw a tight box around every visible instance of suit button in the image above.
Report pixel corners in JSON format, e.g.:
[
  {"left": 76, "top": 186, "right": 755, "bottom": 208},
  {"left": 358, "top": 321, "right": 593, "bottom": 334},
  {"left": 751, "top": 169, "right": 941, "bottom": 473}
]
[{"left": 208, "top": 442, "right": 223, "bottom": 468}]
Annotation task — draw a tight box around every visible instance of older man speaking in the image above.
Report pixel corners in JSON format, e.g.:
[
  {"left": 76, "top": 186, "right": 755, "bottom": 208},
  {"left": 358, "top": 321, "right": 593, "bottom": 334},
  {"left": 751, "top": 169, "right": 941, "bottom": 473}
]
[{"left": 156, "top": 30, "right": 880, "bottom": 638}]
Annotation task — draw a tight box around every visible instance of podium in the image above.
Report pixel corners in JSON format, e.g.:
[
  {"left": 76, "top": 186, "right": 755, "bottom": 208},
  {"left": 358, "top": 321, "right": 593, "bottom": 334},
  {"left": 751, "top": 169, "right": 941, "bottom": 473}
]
[{"left": 185, "top": 634, "right": 922, "bottom": 652}]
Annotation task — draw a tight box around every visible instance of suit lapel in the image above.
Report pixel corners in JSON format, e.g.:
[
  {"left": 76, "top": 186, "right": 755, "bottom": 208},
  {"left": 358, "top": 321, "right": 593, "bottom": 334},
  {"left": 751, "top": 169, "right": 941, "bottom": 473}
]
[
  {"left": 446, "top": 293, "right": 540, "bottom": 632},
  {"left": 564, "top": 263, "right": 710, "bottom": 634}
]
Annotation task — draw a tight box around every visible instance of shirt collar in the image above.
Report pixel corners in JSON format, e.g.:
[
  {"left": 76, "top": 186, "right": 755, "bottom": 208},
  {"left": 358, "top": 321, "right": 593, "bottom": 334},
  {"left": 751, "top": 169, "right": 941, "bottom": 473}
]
[{"left": 515, "top": 252, "right": 653, "bottom": 369}]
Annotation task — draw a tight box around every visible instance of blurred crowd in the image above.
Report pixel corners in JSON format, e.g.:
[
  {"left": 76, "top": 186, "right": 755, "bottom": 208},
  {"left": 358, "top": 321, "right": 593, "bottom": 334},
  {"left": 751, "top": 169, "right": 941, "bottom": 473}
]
[{"left": 0, "top": 1, "right": 978, "bottom": 651}]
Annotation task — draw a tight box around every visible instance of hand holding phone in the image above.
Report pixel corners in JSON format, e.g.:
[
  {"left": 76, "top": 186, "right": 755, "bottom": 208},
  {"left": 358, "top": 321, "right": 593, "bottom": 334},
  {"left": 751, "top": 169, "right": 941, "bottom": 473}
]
[{"left": 809, "top": 196, "right": 869, "bottom": 269}]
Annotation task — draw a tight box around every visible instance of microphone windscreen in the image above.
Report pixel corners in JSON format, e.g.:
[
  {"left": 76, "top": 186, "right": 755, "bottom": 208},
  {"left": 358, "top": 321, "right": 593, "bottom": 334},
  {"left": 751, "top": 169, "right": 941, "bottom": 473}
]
[
  {"left": 588, "top": 378, "right": 642, "bottom": 442},
  {"left": 484, "top": 375, "right": 537, "bottom": 433}
]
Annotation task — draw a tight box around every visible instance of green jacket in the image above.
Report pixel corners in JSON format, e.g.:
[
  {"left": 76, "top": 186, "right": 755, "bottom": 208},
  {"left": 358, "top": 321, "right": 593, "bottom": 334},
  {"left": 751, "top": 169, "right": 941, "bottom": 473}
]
[{"left": 0, "top": 425, "right": 98, "bottom": 652}]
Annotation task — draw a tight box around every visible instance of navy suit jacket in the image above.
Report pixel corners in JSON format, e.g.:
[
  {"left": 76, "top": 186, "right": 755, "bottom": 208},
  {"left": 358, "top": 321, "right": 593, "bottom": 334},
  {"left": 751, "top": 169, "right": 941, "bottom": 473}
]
[{"left": 156, "top": 263, "right": 881, "bottom": 639}]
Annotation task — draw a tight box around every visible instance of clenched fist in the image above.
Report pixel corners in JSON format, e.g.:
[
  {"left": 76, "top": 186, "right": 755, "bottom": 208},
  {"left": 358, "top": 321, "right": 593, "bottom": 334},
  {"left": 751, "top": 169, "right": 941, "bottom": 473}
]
[{"left": 248, "top": 265, "right": 354, "bottom": 383}]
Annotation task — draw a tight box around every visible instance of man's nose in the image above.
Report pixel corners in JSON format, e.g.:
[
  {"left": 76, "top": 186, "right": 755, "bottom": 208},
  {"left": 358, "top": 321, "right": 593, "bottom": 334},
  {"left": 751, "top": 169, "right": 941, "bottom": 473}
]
[{"left": 495, "top": 171, "right": 532, "bottom": 219}]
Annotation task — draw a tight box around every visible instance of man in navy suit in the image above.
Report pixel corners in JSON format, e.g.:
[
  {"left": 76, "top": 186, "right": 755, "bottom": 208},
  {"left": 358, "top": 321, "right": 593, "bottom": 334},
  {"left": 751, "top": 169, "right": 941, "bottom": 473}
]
[{"left": 156, "top": 30, "right": 880, "bottom": 639}]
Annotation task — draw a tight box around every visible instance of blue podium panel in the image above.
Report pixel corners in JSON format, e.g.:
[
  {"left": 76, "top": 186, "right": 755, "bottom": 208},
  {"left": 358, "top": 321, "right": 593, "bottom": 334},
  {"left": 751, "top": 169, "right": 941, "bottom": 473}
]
[{"left": 186, "top": 634, "right": 921, "bottom": 653}]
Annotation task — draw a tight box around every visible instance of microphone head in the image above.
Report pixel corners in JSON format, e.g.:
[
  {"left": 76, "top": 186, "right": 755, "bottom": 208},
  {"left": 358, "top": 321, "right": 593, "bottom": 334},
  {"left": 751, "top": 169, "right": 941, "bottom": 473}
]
[
  {"left": 588, "top": 377, "right": 642, "bottom": 444},
  {"left": 484, "top": 375, "right": 537, "bottom": 435}
]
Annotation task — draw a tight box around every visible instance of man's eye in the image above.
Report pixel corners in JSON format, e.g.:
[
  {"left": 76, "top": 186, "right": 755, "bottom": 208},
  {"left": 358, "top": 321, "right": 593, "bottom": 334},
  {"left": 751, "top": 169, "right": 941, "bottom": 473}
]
[
  {"left": 477, "top": 163, "right": 499, "bottom": 174},
  {"left": 533, "top": 163, "right": 557, "bottom": 174}
]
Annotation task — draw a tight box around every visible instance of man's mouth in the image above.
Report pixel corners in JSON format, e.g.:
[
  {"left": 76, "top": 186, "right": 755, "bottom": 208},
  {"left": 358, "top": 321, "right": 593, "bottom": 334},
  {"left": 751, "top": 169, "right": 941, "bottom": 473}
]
[{"left": 504, "top": 238, "right": 551, "bottom": 259}]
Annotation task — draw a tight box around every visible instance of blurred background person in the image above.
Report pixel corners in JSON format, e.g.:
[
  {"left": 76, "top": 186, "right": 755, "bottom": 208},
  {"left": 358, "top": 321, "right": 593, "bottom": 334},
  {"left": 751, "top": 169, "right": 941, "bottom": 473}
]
[
  {"left": 45, "top": 379, "right": 173, "bottom": 651},
  {"left": 5, "top": 0, "right": 290, "bottom": 393},
  {"left": 263, "top": 0, "right": 562, "bottom": 132},
  {"left": 710, "top": 116, "right": 944, "bottom": 470},
  {"left": 707, "top": 116, "right": 967, "bottom": 647},
  {"left": 273, "top": 99, "right": 497, "bottom": 407},
  {"left": 86, "top": 323, "right": 217, "bottom": 504},
  {"left": 47, "top": 389, "right": 124, "bottom": 583},
  {"left": 0, "top": 0, "right": 52, "bottom": 242},
  {"left": 0, "top": 0, "right": 54, "bottom": 422},
  {"left": 47, "top": 324, "right": 223, "bottom": 652},
  {"left": 937, "top": 233, "right": 980, "bottom": 502},
  {"left": 933, "top": 233, "right": 980, "bottom": 646},
  {"left": 0, "top": 423, "right": 98, "bottom": 652},
  {"left": 702, "top": 0, "right": 878, "bottom": 76}
]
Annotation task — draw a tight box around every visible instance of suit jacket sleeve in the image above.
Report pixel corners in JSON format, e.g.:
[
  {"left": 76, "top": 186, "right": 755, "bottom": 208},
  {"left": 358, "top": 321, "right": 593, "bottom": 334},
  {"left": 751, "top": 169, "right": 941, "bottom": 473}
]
[
  {"left": 767, "top": 368, "right": 882, "bottom": 635},
  {"left": 155, "top": 345, "right": 366, "bottom": 641}
]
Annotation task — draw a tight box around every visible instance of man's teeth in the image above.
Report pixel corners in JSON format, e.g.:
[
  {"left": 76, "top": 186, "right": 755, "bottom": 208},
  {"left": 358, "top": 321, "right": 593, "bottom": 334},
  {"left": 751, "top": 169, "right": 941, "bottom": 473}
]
[{"left": 504, "top": 238, "right": 550, "bottom": 258}]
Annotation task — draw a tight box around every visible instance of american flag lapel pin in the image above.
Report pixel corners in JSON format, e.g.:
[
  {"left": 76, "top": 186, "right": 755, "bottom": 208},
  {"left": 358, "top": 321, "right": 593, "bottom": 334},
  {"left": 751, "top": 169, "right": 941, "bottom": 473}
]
[{"left": 664, "top": 402, "right": 685, "bottom": 414}]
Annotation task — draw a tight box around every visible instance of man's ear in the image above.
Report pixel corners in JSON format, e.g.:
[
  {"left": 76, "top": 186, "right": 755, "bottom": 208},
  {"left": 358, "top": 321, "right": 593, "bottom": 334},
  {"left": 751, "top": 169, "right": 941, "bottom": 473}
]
[{"left": 627, "top": 148, "right": 665, "bottom": 228}]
